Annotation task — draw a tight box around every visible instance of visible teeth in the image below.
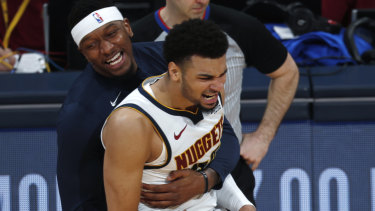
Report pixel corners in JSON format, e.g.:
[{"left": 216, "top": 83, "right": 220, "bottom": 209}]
[
  {"left": 203, "top": 94, "right": 215, "bottom": 99},
  {"left": 107, "top": 52, "right": 122, "bottom": 65}
]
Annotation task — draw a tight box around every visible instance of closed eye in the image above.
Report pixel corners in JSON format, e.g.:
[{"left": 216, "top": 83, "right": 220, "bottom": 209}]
[
  {"left": 84, "top": 41, "right": 97, "bottom": 50},
  {"left": 198, "top": 76, "right": 213, "bottom": 81},
  {"left": 219, "top": 69, "right": 227, "bottom": 77},
  {"left": 107, "top": 28, "right": 119, "bottom": 38}
]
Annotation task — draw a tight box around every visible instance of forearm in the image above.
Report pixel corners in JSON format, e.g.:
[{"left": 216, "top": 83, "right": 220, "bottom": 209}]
[
  {"left": 104, "top": 154, "right": 143, "bottom": 210},
  {"left": 257, "top": 54, "right": 299, "bottom": 142},
  {"left": 103, "top": 110, "right": 152, "bottom": 210},
  {"left": 208, "top": 116, "right": 240, "bottom": 188},
  {"left": 105, "top": 182, "right": 140, "bottom": 211},
  {"left": 201, "top": 168, "right": 219, "bottom": 192}
]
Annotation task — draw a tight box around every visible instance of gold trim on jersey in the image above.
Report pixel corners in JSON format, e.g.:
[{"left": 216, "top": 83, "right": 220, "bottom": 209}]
[{"left": 141, "top": 73, "right": 199, "bottom": 115}]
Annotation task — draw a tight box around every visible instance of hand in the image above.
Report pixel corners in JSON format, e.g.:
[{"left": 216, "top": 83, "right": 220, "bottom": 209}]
[
  {"left": 0, "top": 48, "right": 16, "bottom": 72},
  {"left": 141, "top": 169, "right": 205, "bottom": 208},
  {"left": 240, "top": 132, "right": 270, "bottom": 170},
  {"left": 239, "top": 205, "right": 256, "bottom": 211}
]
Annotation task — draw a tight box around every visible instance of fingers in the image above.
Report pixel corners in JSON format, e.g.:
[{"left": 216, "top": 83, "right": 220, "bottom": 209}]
[
  {"left": 240, "top": 154, "right": 259, "bottom": 170},
  {"left": 240, "top": 152, "right": 253, "bottom": 164},
  {"left": 141, "top": 187, "right": 181, "bottom": 208},
  {"left": 243, "top": 155, "right": 259, "bottom": 170},
  {"left": 142, "top": 182, "right": 175, "bottom": 193},
  {"left": 167, "top": 169, "right": 191, "bottom": 181},
  {"left": 239, "top": 148, "right": 250, "bottom": 161},
  {"left": 141, "top": 169, "right": 200, "bottom": 209},
  {"left": 3, "top": 48, "right": 12, "bottom": 54},
  {"left": 141, "top": 190, "right": 176, "bottom": 201}
]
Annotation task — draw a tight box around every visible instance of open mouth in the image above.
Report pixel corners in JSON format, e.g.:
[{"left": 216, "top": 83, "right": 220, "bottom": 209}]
[
  {"left": 202, "top": 93, "right": 216, "bottom": 100},
  {"left": 105, "top": 52, "right": 123, "bottom": 66}
]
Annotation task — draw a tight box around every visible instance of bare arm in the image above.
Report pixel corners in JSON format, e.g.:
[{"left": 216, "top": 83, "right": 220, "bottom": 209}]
[
  {"left": 241, "top": 53, "right": 299, "bottom": 170},
  {"left": 102, "top": 108, "right": 153, "bottom": 211}
]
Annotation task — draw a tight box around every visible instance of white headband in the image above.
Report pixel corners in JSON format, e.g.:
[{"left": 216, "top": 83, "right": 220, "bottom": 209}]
[{"left": 71, "top": 6, "right": 124, "bottom": 46}]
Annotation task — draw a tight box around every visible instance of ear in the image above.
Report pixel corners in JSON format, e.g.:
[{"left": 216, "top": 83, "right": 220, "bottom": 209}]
[
  {"left": 168, "top": 62, "right": 181, "bottom": 81},
  {"left": 122, "top": 18, "right": 134, "bottom": 38}
]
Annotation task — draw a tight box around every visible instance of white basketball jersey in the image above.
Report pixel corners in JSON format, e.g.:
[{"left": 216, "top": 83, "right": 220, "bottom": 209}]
[{"left": 112, "top": 74, "right": 224, "bottom": 210}]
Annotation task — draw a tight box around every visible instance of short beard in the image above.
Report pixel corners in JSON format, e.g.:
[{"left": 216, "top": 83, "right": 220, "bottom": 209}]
[{"left": 198, "top": 101, "right": 219, "bottom": 113}]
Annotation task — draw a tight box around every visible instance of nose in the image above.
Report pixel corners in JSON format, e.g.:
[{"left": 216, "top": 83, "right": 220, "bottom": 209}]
[
  {"left": 196, "top": 0, "right": 209, "bottom": 4},
  {"left": 210, "top": 76, "right": 226, "bottom": 92},
  {"left": 100, "top": 40, "right": 114, "bottom": 55}
]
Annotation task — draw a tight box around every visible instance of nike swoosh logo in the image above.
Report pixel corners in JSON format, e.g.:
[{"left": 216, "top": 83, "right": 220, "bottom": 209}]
[
  {"left": 110, "top": 91, "right": 122, "bottom": 107},
  {"left": 174, "top": 124, "right": 187, "bottom": 140}
]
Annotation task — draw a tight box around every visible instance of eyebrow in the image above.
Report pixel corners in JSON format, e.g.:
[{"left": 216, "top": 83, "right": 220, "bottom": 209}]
[
  {"left": 79, "top": 23, "right": 118, "bottom": 45},
  {"left": 198, "top": 69, "right": 228, "bottom": 78}
]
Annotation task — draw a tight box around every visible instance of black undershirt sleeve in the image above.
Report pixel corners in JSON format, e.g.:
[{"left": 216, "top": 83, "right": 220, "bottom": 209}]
[
  {"left": 240, "top": 16, "right": 288, "bottom": 73},
  {"left": 210, "top": 4, "right": 288, "bottom": 74},
  {"left": 208, "top": 116, "right": 240, "bottom": 189}
]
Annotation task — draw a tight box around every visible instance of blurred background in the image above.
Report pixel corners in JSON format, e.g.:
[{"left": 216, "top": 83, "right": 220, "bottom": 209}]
[{"left": 0, "top": 0, "right": 375, "bottom": 210}]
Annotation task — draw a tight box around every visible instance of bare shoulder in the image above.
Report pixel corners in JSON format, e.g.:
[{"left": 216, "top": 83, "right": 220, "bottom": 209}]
[
  {"left": 107, "top": 107, "right": 151, "bottom": 129},
  {"left": 102, "top": 107, "right": 154, "bottom": 149}
]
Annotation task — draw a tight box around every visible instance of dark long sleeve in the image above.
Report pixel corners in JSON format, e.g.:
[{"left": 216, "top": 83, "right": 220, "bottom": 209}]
[{"left": 208, "top": 116, "right": 240, "bottom": 189}]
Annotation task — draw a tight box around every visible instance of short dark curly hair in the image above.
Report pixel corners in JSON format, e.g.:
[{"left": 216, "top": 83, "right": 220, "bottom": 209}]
[{"left": 163, "top": 19, "right": 228, "bottom": 65}]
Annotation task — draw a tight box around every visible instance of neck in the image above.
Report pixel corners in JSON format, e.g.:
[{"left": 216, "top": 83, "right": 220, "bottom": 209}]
[
  {"left": 159, "top": 7, "right": 184, "bottom": 28},
  {"left": 151, "top": 76, "right": 194, "bottom": 110},
  {"left": 160, "top": 6, "right": 206, "bottom": 29}
]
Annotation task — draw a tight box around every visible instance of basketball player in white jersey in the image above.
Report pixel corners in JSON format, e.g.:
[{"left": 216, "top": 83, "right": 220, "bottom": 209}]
[{"left": 101, "top": 19, "right": 254, "bottom": 210}]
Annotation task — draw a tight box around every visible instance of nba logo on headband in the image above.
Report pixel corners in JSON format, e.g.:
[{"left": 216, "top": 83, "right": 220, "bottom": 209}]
[
  {"left": 71, "top": 6, "right": 124, "bottom": 45},
  {"left": 93, "top": 12, "right": 104, "bottom": 23}
]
